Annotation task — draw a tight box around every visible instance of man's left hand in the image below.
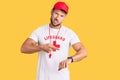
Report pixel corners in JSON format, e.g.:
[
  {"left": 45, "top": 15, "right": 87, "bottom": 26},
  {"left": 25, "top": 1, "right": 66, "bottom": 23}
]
[{"left": 58, "top": 59, "right": 72, "bottom": 71}]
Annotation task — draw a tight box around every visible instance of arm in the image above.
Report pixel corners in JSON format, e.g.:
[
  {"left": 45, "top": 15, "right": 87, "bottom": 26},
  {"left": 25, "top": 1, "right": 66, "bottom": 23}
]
[
  {"left": 58, "top": 42, "right": 87, "bottom": 71},
  {"left": 72, "top": 42, "right": 87, "bottom": 62},
  {"left": 20, "top": 38, "right": 59, "bottom": 54}
]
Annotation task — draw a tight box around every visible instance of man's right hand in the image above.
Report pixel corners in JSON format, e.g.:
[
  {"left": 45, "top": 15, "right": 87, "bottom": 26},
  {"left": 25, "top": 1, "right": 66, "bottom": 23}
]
[
  {"left": 40, "top": 44, "right": 59, "bottom": 53},
  {"left": 21, "top": 38, "right": 59, "bottom": 54}
]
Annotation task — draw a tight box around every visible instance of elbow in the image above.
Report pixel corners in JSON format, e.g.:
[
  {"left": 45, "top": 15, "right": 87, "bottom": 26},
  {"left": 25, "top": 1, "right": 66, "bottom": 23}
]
[
  {"left": 20, "top": 47, "right": 33, "bottom": 54},
  {"left": 83, "top": 51, "right": 87, "bottom": 58},
  {"left": 20, "top": 47, "right": 26, "bottom": 53},
  {"left": 20, "top": 49, "right": 24, "bottom": 53}
]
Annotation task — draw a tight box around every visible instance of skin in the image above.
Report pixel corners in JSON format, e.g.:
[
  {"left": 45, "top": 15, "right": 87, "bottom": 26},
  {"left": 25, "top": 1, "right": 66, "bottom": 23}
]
[{"left": 21, "top": 9, "right": 87, "bottom": 71}]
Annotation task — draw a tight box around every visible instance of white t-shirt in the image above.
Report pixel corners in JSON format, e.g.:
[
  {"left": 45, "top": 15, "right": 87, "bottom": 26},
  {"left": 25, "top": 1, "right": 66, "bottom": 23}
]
[{"left": 29, "top": 24, "right": 80, "bottom": 80}]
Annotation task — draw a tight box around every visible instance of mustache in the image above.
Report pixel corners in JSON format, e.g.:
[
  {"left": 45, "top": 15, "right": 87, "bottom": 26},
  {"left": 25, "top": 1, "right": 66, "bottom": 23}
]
[
  {"left": 50, "top": 18, "right": 61, "bottom": 27},
  {"left": 54, "top": 18, "right": 58, "bottom": 21}
]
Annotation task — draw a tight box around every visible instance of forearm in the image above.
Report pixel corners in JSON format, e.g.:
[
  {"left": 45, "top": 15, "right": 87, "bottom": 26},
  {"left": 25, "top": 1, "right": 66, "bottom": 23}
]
[
  {"left": 72, "top": 48, "right": 87, "bottom": 62},
  {"left": 21, "top": 45, "right": 43, "bottom": 54}
]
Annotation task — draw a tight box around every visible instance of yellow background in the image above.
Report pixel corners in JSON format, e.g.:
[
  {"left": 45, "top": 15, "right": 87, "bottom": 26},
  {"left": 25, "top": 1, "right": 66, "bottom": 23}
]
[{"left": 0, "top": 0, "right": 120, "bottom": 80}]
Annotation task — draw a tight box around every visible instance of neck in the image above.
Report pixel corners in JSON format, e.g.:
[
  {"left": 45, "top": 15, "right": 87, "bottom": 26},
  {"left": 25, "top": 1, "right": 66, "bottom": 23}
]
[{"left": 49, "top": 23, "right": 61, "bottom": 29}]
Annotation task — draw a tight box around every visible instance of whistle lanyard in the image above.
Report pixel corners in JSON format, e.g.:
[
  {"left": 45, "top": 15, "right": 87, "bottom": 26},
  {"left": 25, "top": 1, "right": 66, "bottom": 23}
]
[{"left": 48, "top": 25, "right": 61, "bottom": 58}]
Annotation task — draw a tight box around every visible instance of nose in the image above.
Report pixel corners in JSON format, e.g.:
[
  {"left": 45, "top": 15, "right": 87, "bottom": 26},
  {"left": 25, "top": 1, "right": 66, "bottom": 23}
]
[
  {"left": 55, "top": 16, "right": 58, "bottom": 20},
  {"left": 56, "top": 15, "right": 60, "bottom": 20}
]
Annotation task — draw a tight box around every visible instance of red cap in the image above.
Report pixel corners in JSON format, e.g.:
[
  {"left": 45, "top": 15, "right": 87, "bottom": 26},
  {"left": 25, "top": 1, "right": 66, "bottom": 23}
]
[{"left": 53, "top": 2, "right": 69, "bottom": 14}]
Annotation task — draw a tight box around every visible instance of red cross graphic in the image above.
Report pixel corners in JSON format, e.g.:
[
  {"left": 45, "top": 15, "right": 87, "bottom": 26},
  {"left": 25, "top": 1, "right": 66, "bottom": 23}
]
[
  {"left": 49, "top": 41, "right": 60, "bottom": 58},
  {"left": 53, "top": 41, "right": 60, "bottom": 51}
]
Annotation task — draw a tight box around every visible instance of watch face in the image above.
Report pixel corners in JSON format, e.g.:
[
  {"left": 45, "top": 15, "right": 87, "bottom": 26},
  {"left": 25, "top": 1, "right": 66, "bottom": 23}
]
[{"left": 68, "top": 57, "right": 73, "bottom": 62}]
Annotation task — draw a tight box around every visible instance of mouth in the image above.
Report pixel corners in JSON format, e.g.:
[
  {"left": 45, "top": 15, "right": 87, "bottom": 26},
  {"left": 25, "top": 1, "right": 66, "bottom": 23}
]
[
  {"left": 53, "top": 19, "right": 59, "bottom": 24},
  {"left": 54, "top": 19, "right": 58, "bottom": 22},
  {"left": 50, "top": 18, "right": 61, "bottom": 26},
  {"left": 54, "top": 20, "right": 58, "bottom": 23}
]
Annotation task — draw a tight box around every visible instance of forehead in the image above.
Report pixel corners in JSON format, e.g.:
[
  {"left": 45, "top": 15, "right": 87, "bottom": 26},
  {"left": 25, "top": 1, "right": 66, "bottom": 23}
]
[{"left": 52, "top": 9, "right": 66, "bottom": 15}]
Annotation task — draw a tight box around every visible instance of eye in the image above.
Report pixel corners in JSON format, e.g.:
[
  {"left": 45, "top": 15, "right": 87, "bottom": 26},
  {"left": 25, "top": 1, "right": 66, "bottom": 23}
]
[{"left": 61, "top": 15, "right": 64, "bottom": 17}]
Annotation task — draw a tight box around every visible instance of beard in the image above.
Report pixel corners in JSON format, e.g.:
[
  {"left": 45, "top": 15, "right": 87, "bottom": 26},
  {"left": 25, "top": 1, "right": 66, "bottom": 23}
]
[{"left": 50, "top": 18, "right": 61, "bottom": 27}]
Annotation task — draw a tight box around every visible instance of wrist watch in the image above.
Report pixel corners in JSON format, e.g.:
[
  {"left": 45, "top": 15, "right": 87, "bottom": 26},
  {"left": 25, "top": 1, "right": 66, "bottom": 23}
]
[{"left": 67, "top": 56, "right": 74, "bottom": 63}]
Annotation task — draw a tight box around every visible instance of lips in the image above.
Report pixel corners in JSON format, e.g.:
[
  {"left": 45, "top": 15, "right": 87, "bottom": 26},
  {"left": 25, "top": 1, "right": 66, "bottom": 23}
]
[
  {"left": 54, "top": 19, "right": 59, "bottom": 24},
  {"left": 54, "top": 20, "right": 58, "bottom": 23}
]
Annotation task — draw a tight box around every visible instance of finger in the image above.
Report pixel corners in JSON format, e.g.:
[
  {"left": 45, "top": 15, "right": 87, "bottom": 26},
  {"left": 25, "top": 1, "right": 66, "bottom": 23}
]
[
  {"left": 58, "top": 67, "right": 61, "bottom": 71},
  {"left": 58, "top": 63, "right": 62, "bottom": 71},
  {"left": 48, "top": 48, "right": 52, "bottom": 52},
  {"left": 45, "top": 48, "right": 52, "bottom": 53},
  {"left": 45, "top": 47, "right": 50, "bottom": 53},
  {"left": 58, "top": 62, "right": 65, "bottom": 71},
  {"left": 58, "top": 66, "right": 63, "bottom": 71},
  {"left": 50, "top": 45, "right": 59, "bottom": 50},
  {"left": 65, "top": 62, "right": 68, "bottom": 68},
  {"left": 44, "top": 49, "right": 50, "bottom": 53},
  {"left": 63, "top": 62, "right": 66, "bottom": 68}
]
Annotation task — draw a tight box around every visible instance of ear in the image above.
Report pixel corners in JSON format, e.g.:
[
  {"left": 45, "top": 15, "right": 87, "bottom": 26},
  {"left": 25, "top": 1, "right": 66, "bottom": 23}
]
[{"left": 51, "top": 9, "right": 54, "bottom": 15}]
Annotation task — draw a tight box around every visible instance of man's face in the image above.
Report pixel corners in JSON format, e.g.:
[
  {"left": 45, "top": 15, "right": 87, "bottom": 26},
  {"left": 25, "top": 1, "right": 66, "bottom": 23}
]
[{"left": 51, "top": 9, "right": 66, "bottom": 26}]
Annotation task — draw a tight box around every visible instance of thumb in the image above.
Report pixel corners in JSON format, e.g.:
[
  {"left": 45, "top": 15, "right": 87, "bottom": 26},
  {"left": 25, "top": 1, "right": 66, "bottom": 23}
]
[{"left": 50, "top": 45, "right": 59, "bottom": 50}]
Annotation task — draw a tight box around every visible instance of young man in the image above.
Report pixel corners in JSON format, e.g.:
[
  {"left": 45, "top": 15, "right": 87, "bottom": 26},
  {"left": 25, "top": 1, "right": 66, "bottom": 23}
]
[{"left": 21, "top": 1, "right": 87, "bottom": 80}]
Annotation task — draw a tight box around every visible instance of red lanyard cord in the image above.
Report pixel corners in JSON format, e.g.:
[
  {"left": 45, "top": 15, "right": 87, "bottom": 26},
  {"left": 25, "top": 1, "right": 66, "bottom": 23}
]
[{"left": 48, "top": 25, "right": 61, "bottom": 58}]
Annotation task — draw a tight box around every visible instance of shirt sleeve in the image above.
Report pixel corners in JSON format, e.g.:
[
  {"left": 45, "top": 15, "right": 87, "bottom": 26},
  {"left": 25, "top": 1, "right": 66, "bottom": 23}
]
[
  {"left": 29, "top": 29, "right": 39, "bottom": 42},
  {"left": 69, "top": 30, "right": 80, "bottom": 45}
]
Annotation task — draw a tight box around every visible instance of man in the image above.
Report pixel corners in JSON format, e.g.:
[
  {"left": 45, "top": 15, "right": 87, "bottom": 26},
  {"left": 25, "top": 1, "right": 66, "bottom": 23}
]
[{"left": 21, "top": 1, "right": 87, "bottom": 80}]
